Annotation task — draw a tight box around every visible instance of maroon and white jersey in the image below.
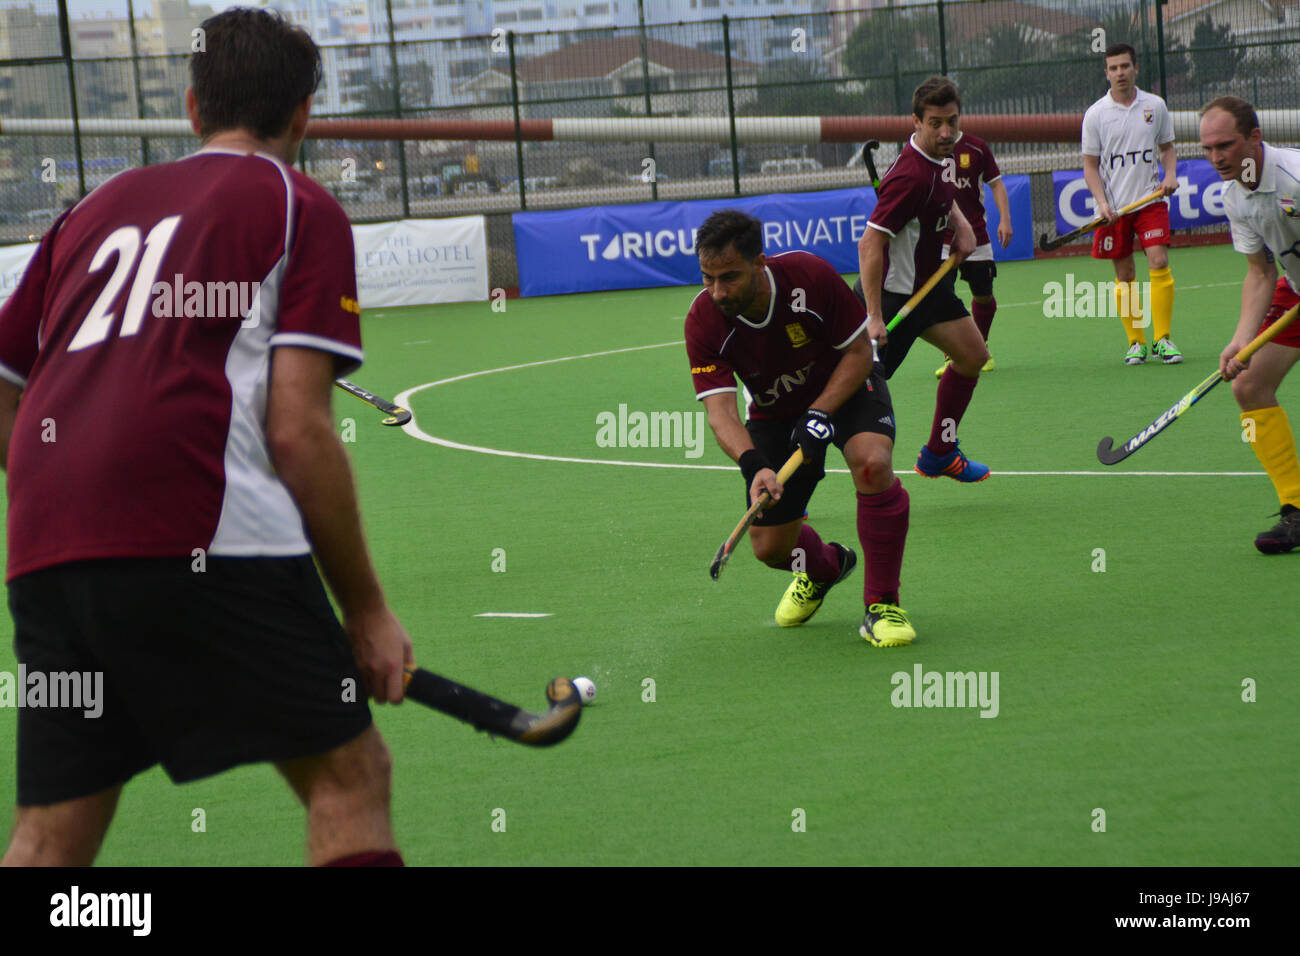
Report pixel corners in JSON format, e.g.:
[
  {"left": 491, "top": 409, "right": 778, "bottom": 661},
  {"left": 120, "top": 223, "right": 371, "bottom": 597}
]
[
  {"left": 867, "top": 134, "right": 957, "bottom": 296},
  {"left": 0, "top": 148, "right": 363, "bottom": 582},
  {"left": 941, "top": 132, "right": 1001, "bottom": 248},
  {"left": 685, "top": 250, "right": 869, "bottom": 421}
]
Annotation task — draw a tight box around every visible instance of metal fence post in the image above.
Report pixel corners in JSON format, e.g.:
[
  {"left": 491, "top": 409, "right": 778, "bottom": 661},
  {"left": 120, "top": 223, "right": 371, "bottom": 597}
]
[
  {"left": 508, "top": 31, "right": 527, "bottom": 210},
  {"left": 1156, "top": 0, "right": 1168, "bottom": 100},
  {"left": 636, "top": 0, "right": 658, "bottom": 201},
  {"left": 125, "top": 0, "right": 150, "bottom": 168},
  {"left": 937, "top": 0, "right": 947, "bottom": 75},
  {"left": 55, "top": 0, "right": 87, "bottom": 199},
  {"left": 722, "top": 15, "right": 740, "bottom": 196},
  {"left": 382, "top": 0, "right": 410, "bottom": 219}
]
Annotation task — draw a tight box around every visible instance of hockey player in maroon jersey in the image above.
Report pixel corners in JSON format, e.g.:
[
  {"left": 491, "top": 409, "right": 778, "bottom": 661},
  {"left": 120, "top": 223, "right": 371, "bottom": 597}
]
[
  {"left": 687, "top": 210, "right": 916, "bottom": 647},
  {"left": 0, "top": 9, "right": 409, "bottom": 866},
  {"left": 855, "top": 76, "right": 989, "bottom": 482}
]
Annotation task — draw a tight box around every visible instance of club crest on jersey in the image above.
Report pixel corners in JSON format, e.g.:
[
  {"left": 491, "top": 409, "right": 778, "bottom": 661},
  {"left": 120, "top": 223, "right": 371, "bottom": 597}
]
[
  {"left": 1143, "top": 108, "right": 1154, "bottom": 124},
  {"left": 959, "top": 153, "right": 971, "bottom": 168},
  {"left": 1280, "top": 197, "right": 1299, "bottom": 219},
  {"left": 785, "top": 323, "right": 809, "bottom": 347}
]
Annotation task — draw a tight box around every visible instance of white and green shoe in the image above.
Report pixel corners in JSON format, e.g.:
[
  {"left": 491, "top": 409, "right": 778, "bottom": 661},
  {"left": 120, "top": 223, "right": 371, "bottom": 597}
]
[
  {"left": 1124, "top": 342, "right": 1148, "bottom": 366},
  {"left": 1153, "top": 337, "right": 1183, "bottom": 364}
]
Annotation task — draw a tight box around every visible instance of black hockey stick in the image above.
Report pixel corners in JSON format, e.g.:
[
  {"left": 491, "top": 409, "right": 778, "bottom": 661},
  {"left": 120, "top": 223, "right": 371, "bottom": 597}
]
[
  {"left": 862, "top": 140, "right": 882, "bottom": 190},
  {"left": 1097, "top": 302, "right": 1300, "bottom": 465},
  {"left": 402, "top": 668, "right": 582, "bottom": 746},
  {"left": 710, "top": 449, "right": 803, "bottom": 580},
  {"left": 334, "top": 378, "right": 412, "bottom": 426}
]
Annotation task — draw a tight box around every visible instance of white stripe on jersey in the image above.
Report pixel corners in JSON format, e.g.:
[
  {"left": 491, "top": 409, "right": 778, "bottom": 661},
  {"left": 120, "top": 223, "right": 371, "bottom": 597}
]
[
  {"left": 1081, "top": 87, "right": 1174, "bottom": 209},
  {"left": 209, "top": 154, "right": 310, "bottom": 557}
]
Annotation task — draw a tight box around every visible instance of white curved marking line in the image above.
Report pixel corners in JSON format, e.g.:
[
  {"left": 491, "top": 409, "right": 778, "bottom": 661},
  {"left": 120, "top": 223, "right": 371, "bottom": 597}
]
[{"left": 392, "top": 343, "right": 1265, "bottom": 477}]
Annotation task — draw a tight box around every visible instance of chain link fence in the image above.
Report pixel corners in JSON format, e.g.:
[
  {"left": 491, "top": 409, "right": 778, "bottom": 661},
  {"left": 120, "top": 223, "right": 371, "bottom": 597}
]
[{"left": 2, "top": 0, "right": 1298, "bottom": 253}]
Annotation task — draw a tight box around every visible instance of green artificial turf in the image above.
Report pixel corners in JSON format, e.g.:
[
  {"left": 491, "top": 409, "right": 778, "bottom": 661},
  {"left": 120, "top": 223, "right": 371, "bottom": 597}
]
[{"left": 1, "top": 245, "right": 1296, "bottom": 865}]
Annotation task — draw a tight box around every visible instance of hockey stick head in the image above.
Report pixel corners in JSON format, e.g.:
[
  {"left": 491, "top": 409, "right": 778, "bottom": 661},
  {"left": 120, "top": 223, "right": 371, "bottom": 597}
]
[
  {"left": 382, "top": 408, "right": 412, "bottom": 426},
  {"left": 708, "top": 539, "right": 733, "bottom": 580},
  {"left": 515, "top": 677, "right": 582, "bottom": 746},
  {"left": 1039, "top": 231, "right": 1063, "bottom": 252},
  {"left": 862, "top": 140, "right": 882, "bottom": 188},
  {"left": 1096, "top": 436, "right": 1130, "bottom": 465}
]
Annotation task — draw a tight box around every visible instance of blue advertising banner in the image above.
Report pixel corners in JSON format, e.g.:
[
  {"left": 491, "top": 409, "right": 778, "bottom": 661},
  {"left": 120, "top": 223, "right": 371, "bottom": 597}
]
[
  {"left": 1051, "top": 158, "right": 1230, "bottom": 235},
  {"left": 512, "top": 175, "right": 1033, "bottom": 297}
]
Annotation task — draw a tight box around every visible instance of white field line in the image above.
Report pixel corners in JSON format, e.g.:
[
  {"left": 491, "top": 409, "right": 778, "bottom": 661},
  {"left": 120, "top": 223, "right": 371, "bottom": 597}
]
[{"left": 392, "top": 341, "right": 1263, "bottom": 478}]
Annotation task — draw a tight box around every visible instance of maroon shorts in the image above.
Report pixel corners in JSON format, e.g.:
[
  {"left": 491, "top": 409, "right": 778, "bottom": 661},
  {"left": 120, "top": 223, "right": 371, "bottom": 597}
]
[
  {"left": 1262, "top": 276, "right": 1300, "bottom": 349},
  {"left": 1092, "top": 201, "right": 1170, "bottom": 259}
]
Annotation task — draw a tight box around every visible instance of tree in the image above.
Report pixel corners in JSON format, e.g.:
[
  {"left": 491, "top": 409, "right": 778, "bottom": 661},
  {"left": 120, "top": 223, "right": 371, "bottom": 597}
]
[
  {"left": 740, "top": 57, "right": 863, "bottom": 117},
  {"left": 842, "top": 7, "right": 941, "bottom": 114},
  {"left": 1188, "top": 15, "right": 1245, "bottom": 89}
]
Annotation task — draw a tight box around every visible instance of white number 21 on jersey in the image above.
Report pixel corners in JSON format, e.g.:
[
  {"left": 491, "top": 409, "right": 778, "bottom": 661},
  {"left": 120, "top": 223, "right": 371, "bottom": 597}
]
[{"left": 68, "top": 215, "right": 182, "bottom": 352}]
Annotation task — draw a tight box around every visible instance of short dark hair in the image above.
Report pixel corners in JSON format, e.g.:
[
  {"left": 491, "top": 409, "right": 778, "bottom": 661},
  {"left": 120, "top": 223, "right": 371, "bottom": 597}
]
[
  {"left": 696, "top": 209, "right": 763, "bottom": 261},
  {"left": 190, "top": 8, "right": 322, "bottom": 140},
  {"left": 1104, "top": 43, "right": 1137, "bottom": 65},
  {"left": 1201, "top": 95, "right": 1260, "bottom": 138},
  {"left": 912, "top": 76, "right": 960, "bottom": 119}
]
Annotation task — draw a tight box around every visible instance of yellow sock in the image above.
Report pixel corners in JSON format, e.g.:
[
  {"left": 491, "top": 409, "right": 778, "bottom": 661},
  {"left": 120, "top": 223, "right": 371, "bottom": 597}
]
[
  {"left": 1115, "top": 281, "right": 1145, "bottom": 345},
  {"left": 1149, "top": 265, "right": 1174, "bottom": 342},
  {"left": 1244, "top": 406, "right": 1300, "bottom": 509}
]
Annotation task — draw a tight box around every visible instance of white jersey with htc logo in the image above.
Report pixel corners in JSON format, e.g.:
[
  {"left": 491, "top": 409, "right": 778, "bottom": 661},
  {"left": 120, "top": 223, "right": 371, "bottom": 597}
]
[{"left": 1081, "top": 87, "right": 1174, "bottom": 209}]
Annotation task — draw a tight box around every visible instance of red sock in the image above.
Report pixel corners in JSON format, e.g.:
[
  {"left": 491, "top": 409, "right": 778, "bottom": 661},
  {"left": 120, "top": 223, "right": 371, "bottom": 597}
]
[
  {"left": 973, "top": 297, "right": 996, "bottom": 341},
  {"left": 927, "top": 365, "right": 979, "bottom": 456},
  {"left": 323, "top": 850, "right": 405, "bottom": 867},
  {"left": 857, "top": 478, "right": 908, "bottom": 606},
  {"left": 768, "top": 523, "right": 841, "bottom": 580}
]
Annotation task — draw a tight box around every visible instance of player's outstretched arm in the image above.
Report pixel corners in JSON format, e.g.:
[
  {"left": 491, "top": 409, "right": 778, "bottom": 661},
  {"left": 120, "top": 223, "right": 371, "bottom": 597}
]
[
  {"left": 809, "top": 333, "right": 874, "bottom": 417},
  {"left": 857, "top": 227, "right": 889, "bottom": 344},
  {"left": 267, "top": 345, "right": 414, "bottom": 702},
  {"left": 991, "top": 179, "right": 1013, "bottom": 248},
  {"left": 0, "top": 380, "right": 19, "bottom": 471},
  {"left": 702, "top": 391, "right": 781, "bottom": 507},
  {"left": 948, "top": 203, "right": 976, "bottom": 262},
  {"left": 1082, "top": 154, "right": 1114, "bottom": 222},
  {"left": 1222, "top": 250, "right": 1278, "bottom": 380},
  {"left": 1158, "top": 141, "right": 1179, "bottom": 195}
]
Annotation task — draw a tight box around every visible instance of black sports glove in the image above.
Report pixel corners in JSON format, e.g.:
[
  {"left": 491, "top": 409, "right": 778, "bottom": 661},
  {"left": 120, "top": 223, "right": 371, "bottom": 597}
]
[
  {"left": 739, "top": 448, "right": 771, "bottom": 489},
  {"left": 790, "top": 409, "right": 834, "bottom": 469}
]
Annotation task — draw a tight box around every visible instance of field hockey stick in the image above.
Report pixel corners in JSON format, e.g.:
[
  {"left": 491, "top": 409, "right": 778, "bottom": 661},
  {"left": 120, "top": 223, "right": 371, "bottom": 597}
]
[
  {"left": 862, "top": 140, "right": 882, "bottom": 190},
  {"left": 1039, "top": 187, "right": 1164, "bottom": 252},
  {"left": 402, "top": 668, "right": 582, "bottom": 746},
  {"left": 882, "top": 255, "right": 960, "bottom": 335},
  {"left": 709, "top": 448, "right": 804, "bottom": 581},
  {"left": 1097, "top": 302, "right": 1300, "bottom": 465},
  {"left": 334, "top": 378, "right": 412, "bottom": 426}
]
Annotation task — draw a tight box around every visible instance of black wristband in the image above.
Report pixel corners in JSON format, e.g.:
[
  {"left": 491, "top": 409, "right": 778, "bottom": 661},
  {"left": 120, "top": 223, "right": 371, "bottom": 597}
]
[{"left": 739, "top": 448, "right": 771, "bottom": 486}]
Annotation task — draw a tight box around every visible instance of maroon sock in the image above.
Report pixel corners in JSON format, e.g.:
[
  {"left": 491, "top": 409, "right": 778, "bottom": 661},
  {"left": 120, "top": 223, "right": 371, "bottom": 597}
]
[
  {"left": 927, "top": 365, "right": 979, "bottom": 456},
  {"left": 857, "top": 478, "right": 909, "bottom": 606},
  {"left": 323, "top": 850, "right": 405, "bottom": 867},
  {"left": 973, "top": 297, "right": 996, "bottom": 341},
  {"left": 766, "top": 523, "right": 841, "bottom": 580}
]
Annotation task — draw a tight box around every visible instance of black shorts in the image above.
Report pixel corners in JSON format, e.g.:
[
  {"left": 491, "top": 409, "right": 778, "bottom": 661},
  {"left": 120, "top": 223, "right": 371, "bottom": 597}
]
[
  {"left": 9, "top": 555, "right": 372, "bottom": 806},
  {"left": 852, "top": 277, "right": 970, "bottom": 378},
  {"left": 744, "top": 374, "right": 895, "bottom": 527}
]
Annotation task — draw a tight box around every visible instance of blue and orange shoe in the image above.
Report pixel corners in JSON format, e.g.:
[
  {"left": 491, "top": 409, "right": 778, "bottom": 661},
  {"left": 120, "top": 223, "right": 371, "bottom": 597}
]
[{"left": 915, "top": 442, "right": 990, "bottom": 482}]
